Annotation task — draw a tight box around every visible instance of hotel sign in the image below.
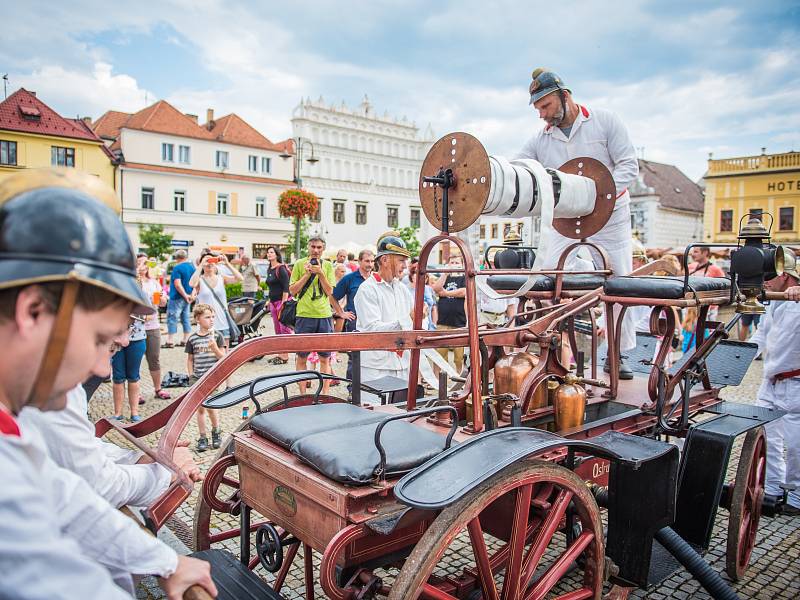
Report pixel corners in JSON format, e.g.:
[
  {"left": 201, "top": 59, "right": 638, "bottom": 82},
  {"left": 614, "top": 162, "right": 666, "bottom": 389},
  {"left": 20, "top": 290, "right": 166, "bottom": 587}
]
[{"left": 767, "top": 180, "right": 800, "bottom": 192}]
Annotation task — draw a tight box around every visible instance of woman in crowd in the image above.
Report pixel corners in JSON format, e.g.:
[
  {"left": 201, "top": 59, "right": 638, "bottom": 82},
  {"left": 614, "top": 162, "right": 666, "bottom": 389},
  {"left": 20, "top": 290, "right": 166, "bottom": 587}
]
[
  {"left": 111, "top": 313, "right": 147, "bottom": 422},
  {"left": 189, "top": 249, "right": 243, "bottom": 350},
  {"left": 265, "top": 246, "right": 292, "bottom": 365},
  {"left": 137, "top": 256, "right": 170, "bottom": 401}
]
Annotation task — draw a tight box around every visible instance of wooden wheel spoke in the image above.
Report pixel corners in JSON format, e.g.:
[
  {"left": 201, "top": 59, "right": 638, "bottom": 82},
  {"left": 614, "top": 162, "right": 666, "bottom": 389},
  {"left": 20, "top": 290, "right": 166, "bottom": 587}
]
[
  {"left": 468, "top": 518, "right": 500, "bottom": 600},
  {"left": 519, "top": 488, "right": 573, "bottom": 586},
  {"left": 524, "top": 530, "right": 594, "bottom": 600},
  {"left": 501, "top": 484, "right": 534, "bottom": 600},
  {"left": 420, "top": 583, "right": 459, "bottom": 599}
]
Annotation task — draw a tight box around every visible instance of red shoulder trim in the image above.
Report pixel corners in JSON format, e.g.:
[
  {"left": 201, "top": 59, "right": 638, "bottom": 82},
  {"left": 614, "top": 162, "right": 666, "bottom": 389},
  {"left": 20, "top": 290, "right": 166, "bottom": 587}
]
[
  {"left": 0, "top": 409, "right": 20, "bottom": 437},
  {"left": 544, "top": 124, "right": 553, "bottom": 131},
  {"left": 372, "top": 273, "right": 382, "bottom": 282},
  {"left": 580, "top": 105, "right": 589, "bottom": 118}
]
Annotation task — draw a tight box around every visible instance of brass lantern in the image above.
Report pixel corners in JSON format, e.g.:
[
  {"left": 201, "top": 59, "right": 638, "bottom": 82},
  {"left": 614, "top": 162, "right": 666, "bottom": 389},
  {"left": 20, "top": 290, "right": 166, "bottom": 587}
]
[{"left": 729, "top": 215, "right": 784, "bottom": 314}]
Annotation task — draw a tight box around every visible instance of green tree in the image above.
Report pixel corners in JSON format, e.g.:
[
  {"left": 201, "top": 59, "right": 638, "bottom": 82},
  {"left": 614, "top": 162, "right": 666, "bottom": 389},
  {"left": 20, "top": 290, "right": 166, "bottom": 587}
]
[
  {"left": 285, "top": 217, "right": 311, "bottom": 261},
  {"left": 396, "top": 226, "right": 421, "bottom": 258},
  {"left": 138, "top": 223, "right": 174, "bottom": 260}
]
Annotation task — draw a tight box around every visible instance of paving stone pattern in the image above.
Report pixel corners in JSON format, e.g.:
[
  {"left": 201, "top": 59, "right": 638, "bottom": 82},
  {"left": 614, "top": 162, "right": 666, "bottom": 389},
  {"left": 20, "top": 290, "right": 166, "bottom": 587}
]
[{"left": 86, "top": 317, "right": 799, "bottom": 599}]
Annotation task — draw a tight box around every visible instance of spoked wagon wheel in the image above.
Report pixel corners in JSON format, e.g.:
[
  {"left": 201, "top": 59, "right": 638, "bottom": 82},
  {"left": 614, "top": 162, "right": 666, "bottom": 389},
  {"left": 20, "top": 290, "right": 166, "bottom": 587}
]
[
  {"left": 192, "top": 419, "right": 250, "bottom": 553},
  {"left": 726, "top": 426, "right": 766, "bottom": 581},
  {"left": 389, "top": 460, "right": 605, "bottom": 600}
]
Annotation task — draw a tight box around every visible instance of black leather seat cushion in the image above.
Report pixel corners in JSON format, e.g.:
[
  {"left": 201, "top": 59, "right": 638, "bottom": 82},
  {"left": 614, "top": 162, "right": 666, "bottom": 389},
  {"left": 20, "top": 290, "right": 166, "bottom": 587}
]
[
  {"left": 487, "top": 273, "right": 605, "bottom": 292},
  {"left": 249, "top": 403, "right": 383, "bottom": 449},
  {"left": 603, "top": 276, "right": 730, "bottom": 299},
  {"left": 291, "top": 420, "right": 448, "bottom": 484}
]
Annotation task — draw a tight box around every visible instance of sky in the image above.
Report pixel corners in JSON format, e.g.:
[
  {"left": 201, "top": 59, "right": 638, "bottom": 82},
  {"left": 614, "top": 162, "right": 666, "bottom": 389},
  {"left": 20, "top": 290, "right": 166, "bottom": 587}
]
[{"left": 1, "top": 0, "right": 798, "bottom": 181}]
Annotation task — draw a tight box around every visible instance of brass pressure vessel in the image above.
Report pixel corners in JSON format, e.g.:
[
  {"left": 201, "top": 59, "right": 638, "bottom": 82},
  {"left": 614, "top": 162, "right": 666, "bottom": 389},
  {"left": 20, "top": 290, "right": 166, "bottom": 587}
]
[
  {"left": 553, "top": 374, "right": 587, "bottom": 432},
  {"left": 493, "top": 351, "right": 547, "bottom": 413}
]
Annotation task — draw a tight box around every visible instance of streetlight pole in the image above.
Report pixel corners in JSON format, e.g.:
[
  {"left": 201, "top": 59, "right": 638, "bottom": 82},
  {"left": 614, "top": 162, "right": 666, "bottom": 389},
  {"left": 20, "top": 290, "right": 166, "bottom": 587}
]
[{"left": 280, "top": 137, "right": 319, "bottom": 261}]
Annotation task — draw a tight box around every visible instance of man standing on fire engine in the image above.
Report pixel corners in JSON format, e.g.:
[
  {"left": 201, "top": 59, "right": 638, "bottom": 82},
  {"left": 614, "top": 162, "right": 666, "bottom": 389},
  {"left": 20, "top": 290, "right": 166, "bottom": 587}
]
[{"left": 516, "top": 68, "right": 639, "bottom": 378}]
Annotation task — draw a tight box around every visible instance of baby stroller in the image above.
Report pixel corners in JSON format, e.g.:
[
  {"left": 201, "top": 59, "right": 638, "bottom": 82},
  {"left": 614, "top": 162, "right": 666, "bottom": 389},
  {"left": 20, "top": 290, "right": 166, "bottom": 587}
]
[{"left": 227, "top": 296, "right": 269, "bottom": 342}]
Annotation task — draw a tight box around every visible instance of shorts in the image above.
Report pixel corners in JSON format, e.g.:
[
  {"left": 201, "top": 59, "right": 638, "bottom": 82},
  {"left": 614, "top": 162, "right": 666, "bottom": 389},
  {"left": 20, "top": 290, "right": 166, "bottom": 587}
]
[
  {"left": 111, "top": 339, "right": 146, "bottom": 383},
  {"left": 741, "top": 313, "right": 761, "bottom": 327},
  {"left": 144, "top": 329, "right": 161, "bottom": 371},
  {"left": 294, "top": 316, "right": 333, "bottom": 358}
]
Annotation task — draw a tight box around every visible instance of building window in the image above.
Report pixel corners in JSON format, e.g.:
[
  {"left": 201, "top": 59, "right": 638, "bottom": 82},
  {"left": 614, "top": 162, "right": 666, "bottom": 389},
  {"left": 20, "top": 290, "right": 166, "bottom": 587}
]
[
  {"left": 355, "top": 203, "right": 367, "bottom": 225},
  {"left": 215, "top": 150, "right": 229, "bottom": 169},
  {"left": 261, "top": 157, "right": 271, "bottom": 174},
  {"left": 480, "top": 224, "right": 486, "bottom": 239},
  {"left": 748, "top": 208, "right": 763, "bottom": 222},
  {"left": 310, "top": 199, "right": 322, "bottom": 223},
  {"left": 504, "top": 223, "right": 513, "bottom": 237},
  {"left": 779, "top": 206, "right": 795, "bottom": 231},
  {"left": 217, "top": 193, "right": 228, "bottom": 215},
  {"left": 51, "top": 146, "right": 75, "bottom": 167},
  {"left": 255, "top": 196, "right": 265, "bottom": 217},
  {"left": 720, "top": 209, "right": 733, "bottom": 232},
  {"left": 0, "top": 140, "right": 17, "bottom": 165},
  {"left": 141, "top": 187, "right": 154, "bottom": 210},
  {"left": 410, "top": 208, "right": 421, "bottom": 228},
  {"left": 162, "top": 143, "right": 174, "bottom": 162},
  {"left": 173, "top": 190, "right": 185, "bottom": 212},
  {"left": 333, "top": 200, "right": 345, "bottom": 224},
  {"left": 387, "top": 206, "right": 399, "bottom": 228},
  {"left": 248, "top": 155, "right": 258, "bottom": 173},
  {"left": 178, "top": 145, "right": 190, "bottom": 164},
  {"left": 491, "top": 224, "right": 498, "bottom": 238}
]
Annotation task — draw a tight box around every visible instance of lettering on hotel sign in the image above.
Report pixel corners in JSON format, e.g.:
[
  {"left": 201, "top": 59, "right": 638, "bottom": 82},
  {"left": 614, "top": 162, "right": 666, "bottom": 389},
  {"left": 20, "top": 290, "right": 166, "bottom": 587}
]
[{"left": 767, "top": 180, "right": 800, "bottom": 192}]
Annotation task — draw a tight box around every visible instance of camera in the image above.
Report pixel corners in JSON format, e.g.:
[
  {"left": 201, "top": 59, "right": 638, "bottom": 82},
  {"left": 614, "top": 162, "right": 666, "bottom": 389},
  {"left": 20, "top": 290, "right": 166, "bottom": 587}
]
[
  {"left": 207, "top": 256, "right": 219, "bottom": 264},
  {"left": 310, "top": 258, "right": 319, "bottom": 266}
]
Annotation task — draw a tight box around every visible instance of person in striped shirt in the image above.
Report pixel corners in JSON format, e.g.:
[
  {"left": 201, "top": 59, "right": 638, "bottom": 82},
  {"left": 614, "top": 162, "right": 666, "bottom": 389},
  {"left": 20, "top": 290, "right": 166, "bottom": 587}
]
[{"left": 186, "top": 303, "right": 225, "bottom": 452}]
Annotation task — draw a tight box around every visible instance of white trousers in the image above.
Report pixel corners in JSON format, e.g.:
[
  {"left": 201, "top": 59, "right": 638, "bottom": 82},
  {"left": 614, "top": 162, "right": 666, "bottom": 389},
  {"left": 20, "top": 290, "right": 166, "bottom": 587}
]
[
  {"left": 756, "top": 377, "right": 800, "bottom": 508},
  {"left": 541, "top": 204, "right": 635, "bottom": 352}
]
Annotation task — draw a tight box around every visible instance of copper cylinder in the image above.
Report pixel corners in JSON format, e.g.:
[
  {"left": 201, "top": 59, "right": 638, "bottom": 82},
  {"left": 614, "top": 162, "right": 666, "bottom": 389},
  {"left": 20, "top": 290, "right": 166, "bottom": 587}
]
[
  {"left": 493, "top": 351, "right": 547, "bottom": 412},
  {"left": 553, "top": 377, "right": 587, "bottom": 431}
]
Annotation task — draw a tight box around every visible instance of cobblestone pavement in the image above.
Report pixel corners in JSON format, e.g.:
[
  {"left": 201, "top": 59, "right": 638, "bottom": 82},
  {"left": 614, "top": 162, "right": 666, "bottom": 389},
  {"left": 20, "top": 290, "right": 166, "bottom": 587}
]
[{"left": 86, "top": 318, "right": 800, "bottom": 599}]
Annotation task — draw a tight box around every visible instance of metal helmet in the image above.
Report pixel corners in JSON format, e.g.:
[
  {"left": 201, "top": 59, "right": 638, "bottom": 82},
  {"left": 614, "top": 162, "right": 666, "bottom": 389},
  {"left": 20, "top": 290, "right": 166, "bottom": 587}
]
[
  {"left": 0, "top": 168, "right": 153, "bottom": 314},
  {"left": 375, "top": 233, "right": 411, "bottom": 259},
  {"left": 529, "top": 68, "right": 570, "bottom": 105}
]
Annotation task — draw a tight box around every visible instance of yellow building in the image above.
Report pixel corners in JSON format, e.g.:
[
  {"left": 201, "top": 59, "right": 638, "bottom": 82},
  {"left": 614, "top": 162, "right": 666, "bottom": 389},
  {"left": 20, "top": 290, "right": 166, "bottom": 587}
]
[
  {"left": 703, "top": 150, "right": 800, "bottom": 244},
  {"left": 0, "top": 88, "right": 115, "bottom": 188}
]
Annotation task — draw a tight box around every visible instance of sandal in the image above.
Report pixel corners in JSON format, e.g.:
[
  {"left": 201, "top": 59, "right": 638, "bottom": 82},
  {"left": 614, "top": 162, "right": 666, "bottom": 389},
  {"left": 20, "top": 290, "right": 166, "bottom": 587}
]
[
  {"left": 161, "top": 342, "right": 174, "bottom": 349},
  {"left": 154, "top": 389, "right": 171, "bottom": 400},
  {"left": 269, "top": 357, "right": 289, "bottom": 365}
]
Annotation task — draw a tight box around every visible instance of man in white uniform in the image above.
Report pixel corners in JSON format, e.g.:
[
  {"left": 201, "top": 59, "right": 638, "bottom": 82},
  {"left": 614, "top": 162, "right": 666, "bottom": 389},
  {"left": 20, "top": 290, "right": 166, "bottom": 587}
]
[
  {"left": 750, "top": 260, "right": 800, "bottom": 515},
  {"left": 516, "top": 68, "right": 639, "bottom": 378},
  {"left": 0, "top": 170, "right": 216, "bottom": 599},
  {"left": 19, "top": 381, "right": 201, "bottom": 509},
  {"left": 355, "top": 234, "right": 414, "bottom": 404}
]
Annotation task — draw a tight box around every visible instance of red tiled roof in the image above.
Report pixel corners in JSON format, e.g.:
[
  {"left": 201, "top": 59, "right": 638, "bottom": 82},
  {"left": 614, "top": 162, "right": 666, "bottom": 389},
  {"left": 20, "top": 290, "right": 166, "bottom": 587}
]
[
  {"left": 92, "top": 110, "right": 132, "bottom": 140},
  {"left": 206, "top": 113, "right": 286, "bottom": 152},
  {"left": 631, "top": 159, "right": 705, "bottom": 213},
  {"left": 0, "top": 88, "right": 102, "bottom": 143},
  {"left": 122, "top": 161, "right": 293, "bottom": 185},
  {"left": 123, "top": 100, "right": 216, "bottom": 141}
]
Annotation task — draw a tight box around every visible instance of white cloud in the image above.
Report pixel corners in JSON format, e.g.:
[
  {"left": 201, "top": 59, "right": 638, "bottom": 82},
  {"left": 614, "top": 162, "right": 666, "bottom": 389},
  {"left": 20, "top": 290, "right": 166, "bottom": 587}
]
[{"left": 13, "top": 63, "right": 153, "bottom": 118}]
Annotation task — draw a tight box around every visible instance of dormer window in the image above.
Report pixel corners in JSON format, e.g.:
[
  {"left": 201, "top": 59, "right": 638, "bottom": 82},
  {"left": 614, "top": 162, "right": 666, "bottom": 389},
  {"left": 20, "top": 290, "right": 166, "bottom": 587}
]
[{"left": 18, "top": 105, "right": 41, "bottom": 121}]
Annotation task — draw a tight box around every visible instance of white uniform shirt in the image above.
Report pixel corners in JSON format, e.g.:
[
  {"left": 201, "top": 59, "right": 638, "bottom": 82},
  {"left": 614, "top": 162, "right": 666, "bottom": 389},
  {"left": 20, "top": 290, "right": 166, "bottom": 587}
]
[
  {"left": 0, "top": 417, "right": 178, "bottom": 598},
  {"left": 478, "top": 285, "right": 514, "bottom": 315},
  {"left": 516, "top": 105, "right": 638, "bottom": 208},
  {"left": 749, "top": 301, "right": 800, "bottom": 380},
  {"left": 355, "top": 274, "right": 414, "bottom": 371},
  {"left": 18, "top": 385, "right": 171, "bottom": 508}
]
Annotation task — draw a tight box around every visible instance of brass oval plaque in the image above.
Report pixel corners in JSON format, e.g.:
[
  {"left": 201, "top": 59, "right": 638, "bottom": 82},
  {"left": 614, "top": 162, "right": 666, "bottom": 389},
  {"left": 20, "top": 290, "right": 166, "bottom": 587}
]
[{"left": 273, "top": 485, "right": 297, "bottom": 517}]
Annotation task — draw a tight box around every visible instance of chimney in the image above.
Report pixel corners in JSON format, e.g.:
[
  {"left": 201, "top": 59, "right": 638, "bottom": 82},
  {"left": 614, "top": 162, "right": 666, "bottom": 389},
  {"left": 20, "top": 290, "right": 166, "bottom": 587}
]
[
  {"left": 30, "top": 91, "right": 36, "bottom": 97},
  {"left": 206, "top": 108, "right": 214, "bottom": 130},
  {"left": 186, "top": 113, "right": 198, "bottom": 123},
  {"left": 82, "top": 116, "right": 92, "bottom": 126}
]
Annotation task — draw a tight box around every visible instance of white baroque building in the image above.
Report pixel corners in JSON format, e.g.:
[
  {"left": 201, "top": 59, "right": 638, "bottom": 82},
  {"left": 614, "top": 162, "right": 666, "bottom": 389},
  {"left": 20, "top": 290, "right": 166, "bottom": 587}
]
[{"left": 290, "top": 95, "right": 434, "bottom": 254}]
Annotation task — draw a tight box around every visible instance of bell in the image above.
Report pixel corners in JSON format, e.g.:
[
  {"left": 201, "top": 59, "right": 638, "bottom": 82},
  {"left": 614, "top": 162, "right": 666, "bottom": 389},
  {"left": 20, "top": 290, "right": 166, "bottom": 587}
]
[
  {"left": 494, "top": 351, "right": 547, "bottom": 412},
  {"left": 553, "top": 374, "right": 587, "bottom": 431}
]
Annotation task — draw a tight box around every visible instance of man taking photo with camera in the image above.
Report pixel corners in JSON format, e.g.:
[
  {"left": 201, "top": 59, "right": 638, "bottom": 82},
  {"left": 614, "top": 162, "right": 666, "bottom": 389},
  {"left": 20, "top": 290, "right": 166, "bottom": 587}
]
[{"left": 289, "top": 235, "right": 346, "bottom": 394}]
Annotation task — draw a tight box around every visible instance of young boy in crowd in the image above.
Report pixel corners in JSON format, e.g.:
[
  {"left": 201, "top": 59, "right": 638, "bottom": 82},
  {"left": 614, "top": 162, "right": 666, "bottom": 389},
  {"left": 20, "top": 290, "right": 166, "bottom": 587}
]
[{"left": 186, "top": 303, "right": 225, "bottom": 452}]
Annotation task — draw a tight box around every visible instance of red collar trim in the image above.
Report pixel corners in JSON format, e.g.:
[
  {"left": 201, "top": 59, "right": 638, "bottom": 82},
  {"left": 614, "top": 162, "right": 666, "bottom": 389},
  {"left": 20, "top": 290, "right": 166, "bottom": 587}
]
[
  {"left": 0, "top": 409, "right": 20, "bottom": 437},
  {"left": 579, "top": 105, "right": 589, "bottom": 118},
  {"left": 372, "top": 273, "right": 382, "bottom": 282},
  {"left": 545, "top": 124, "right": 553, "bottom": 131}
]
